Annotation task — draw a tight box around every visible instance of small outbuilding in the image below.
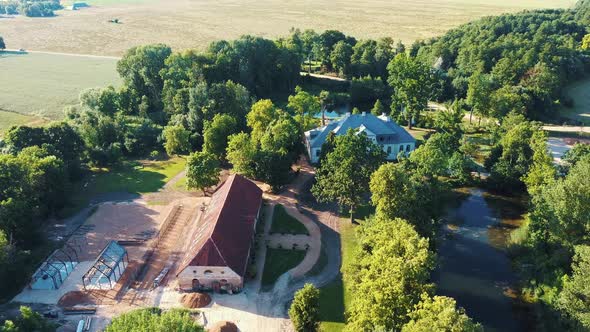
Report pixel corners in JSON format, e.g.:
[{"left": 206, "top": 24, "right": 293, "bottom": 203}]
[{"left": 176, "top": 174, "right": 263, "bottom": 293}]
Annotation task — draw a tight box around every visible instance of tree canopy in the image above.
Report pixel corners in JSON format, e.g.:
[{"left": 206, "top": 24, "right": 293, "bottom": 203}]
[
  {"left": 186, "top": 151, "right": 220, "bottom": 194},
  {"left": 312, "top": 129, "right": 385, "bottom": 222},
  {"left": 289, "top": 283, "right": 320, "bottom": 332},
  {"left": 402, "top": 295, "right": 483, "bottom": 332},
  {"left": 105, "top": 308, "right": 204, "bottom": 332},
  {"left": 344, "top": 215, "right": 435, "bottom": 331}
]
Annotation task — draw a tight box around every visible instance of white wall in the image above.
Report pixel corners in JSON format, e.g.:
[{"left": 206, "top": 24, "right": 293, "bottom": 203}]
[{"left": 178, "top": 266, "right": 242, "bottom": 291}]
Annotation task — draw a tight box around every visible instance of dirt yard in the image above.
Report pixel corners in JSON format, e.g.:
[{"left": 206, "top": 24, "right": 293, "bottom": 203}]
[{"left": 0, "top": 0, "right": 574, "bottom": 56}]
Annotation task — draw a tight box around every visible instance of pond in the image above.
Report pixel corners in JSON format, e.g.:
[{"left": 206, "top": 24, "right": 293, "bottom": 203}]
[{"left": 434, "top": 188, "right": 528, "bottom": 332}]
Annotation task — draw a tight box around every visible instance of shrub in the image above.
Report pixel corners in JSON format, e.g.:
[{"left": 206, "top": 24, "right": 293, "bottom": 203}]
[{"left": 289, "top": 284, "right": 320, "bottom": 332}]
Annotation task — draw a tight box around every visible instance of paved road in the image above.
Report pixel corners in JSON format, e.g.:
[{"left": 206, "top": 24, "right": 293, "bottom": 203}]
[
  {"left": 543, "top": 125, "right": 590, "bottom": 134},
  {"left": 300, "top": 72, "right": 349, "bottom": 82}
]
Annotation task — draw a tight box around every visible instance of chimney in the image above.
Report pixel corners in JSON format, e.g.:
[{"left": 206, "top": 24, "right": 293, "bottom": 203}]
[{"left": 321, "top": 108, "right": 326, "bottom": 126}]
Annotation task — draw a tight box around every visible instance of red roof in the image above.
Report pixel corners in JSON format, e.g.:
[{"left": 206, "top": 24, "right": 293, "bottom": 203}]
[{"left": 177, "top": 174, "right": 263, "bottom": 277}]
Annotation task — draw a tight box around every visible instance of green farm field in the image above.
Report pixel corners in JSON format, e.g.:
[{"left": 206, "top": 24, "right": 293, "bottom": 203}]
[
  {"left": 0, "top": 52, "right": 120, "bottom": 127},
  {"left": 0, "top": 0, "right": 575, "bottom": 56}
]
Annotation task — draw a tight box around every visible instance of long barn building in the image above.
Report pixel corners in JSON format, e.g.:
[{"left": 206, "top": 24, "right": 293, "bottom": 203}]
[{"left": 176, "top": 174, "right": 262, "bottom": 293}]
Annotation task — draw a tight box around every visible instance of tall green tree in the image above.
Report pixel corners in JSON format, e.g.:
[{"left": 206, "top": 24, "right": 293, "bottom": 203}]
[
  {"left": 529, "top": 157, "right": 590, "bottom": 247},
  {"left": 287, "top": 87, "right": 321, "bottom": 131},
  {"left": 162, "top": 125, "right": 190, "bottom": 156},
  {"left": 344, "top": 215, "right": 435, "bottom": 331},
  {"left": 370, "top": 99, "right": 385, "bottom": 116},
  {"left": 186, "top": 151, "right": 220, "bottom": 195},
  {"left": 558, "top": 245, "right": 590, "bottom": 330},
  {"left": 523, "top": 130, "right": 556, "bottom": 196},
  {"left": 312, "top": 130, "right": 386, "bottom": 222},
  {"left": 330, "top": 41, "right": 353, "bottom": 76},
  {"left": 117, "top": 44, "right": 172, "bottom": 114},
  {"left": 259, "top": 113, "right": 303, "bottom": 164},
  {"left": 402, "top": 295, "right": 483, "bottom": 332},
  {"left": 203, "top": 114, "right": 238, "bottom": 159},
  {"left": 563, "top": 143, "right": 590, "bottom": 169},
  {"left": 409, "top": 133, "right": 457, "bottom": 178},
  {"left": 387, "top": 53, "right": 435, "bottom": 129},
  {"left": 370, "top": 162, "right": 442, "bottom": 237},
  {"left": 226, "top": 133, "right": 257, "bottom": 178},
  {"left": 289, "top": 284, "right": 320, "bottom": 332},
  {"left": 247, "top": 99, "right": 279, "bottom": 142},
  {"left": 466, "top": 72, "right": 494, "bottom": 124}
]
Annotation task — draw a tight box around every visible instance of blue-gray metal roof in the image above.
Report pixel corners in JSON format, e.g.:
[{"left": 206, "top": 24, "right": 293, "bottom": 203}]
[{"left": 306, "top": 113, "right": 416, "bottom": 148}]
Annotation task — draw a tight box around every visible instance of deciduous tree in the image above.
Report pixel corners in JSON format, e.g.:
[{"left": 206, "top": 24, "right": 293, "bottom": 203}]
[
  {"left": 402, "top": 295, "right": 483, "bottom": 332},
  {"left": 558, "top": 245, "right": 590, "bottom": 330},
  {"left": 312, "top": 130, "right": 385, "bottom": 222},
  {"left": 162, "top": 125, "right": 190, "bottom": 156},
  {"left": 289, "top": 284, "right": 320, "bottom": 332},
  {"left": 203, "top": 114, "right": 237, "bottom": 159},
  {"left": 344, "top": 215, "right": 435, "bottom": 331},
  {"left": 186, "top": 151, "right": 220, "bottom": 195},
  {"left": 247, "top": 99, "right": 279, "bottom": 142},
  {"left": 287, "top": 87, "right": 320, "bottom": 131},
  {"left": 387, "top": 53, "right": 434, "bottom": 129}
]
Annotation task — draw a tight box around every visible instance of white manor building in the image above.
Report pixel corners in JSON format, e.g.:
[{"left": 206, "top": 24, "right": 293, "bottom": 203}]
[{"left": 305, "top": 112, "right": 416, "bottom": 164}]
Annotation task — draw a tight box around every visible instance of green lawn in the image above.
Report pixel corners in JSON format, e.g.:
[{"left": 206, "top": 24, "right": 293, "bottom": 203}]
[
  {"left": 319, "top": 222, "right": 358, "bottom": 331},
  {"left": 173, "top": 175, "right": 188, "bottom": 191},
  {"left": 560, "top": 78, "right": 590, "bottom": 125},
  {"left": 261, "top": 248, "right": 306, "bottom": 287},
  {"left": 270, "top": 204, "right": 309, "bottom": 235},
  {"left": 62, "top": 157, "right": 186, "bottom": 216},
  {"left": 341, "top": 204, "right": 375, "bottom": 222},
  {"left": 0, "top": 52, "right": 120, "bottom": 120}
]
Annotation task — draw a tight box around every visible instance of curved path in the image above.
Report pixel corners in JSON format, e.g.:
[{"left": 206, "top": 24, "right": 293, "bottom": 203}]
[
  {"left": 250, "top": 162, "right": 323, "bottom": 293},
  {"left": 256, "top": 159, "right": 343, "bottom": 328}
]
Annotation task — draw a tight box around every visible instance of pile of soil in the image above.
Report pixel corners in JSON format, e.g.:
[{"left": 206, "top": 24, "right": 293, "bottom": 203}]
[
  {"left": 58, "top": 291, "right": 98, "bottom": 307},
  {"left": 208, "top": 321, "right": 238, "bottom": 332},
  {"left": 181, "top": 292, "right": 211, "bottom": 308}
]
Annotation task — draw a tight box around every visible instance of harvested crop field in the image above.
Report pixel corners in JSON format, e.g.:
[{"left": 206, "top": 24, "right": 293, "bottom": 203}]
[{"left": 0, "top": 0, "right": 575, "bottom": 56}]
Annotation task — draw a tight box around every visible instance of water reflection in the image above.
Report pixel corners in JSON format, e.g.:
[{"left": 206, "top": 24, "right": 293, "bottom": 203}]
[{"left": 434, "top": 188, "right": 527, "bottom": 332}]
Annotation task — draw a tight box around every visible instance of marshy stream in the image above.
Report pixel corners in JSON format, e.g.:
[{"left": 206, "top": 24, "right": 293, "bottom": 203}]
[{"left": 434, "top": 188, "right": 527, "bottom": 332}]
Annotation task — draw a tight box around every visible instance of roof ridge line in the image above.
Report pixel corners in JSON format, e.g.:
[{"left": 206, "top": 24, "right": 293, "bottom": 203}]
[
  {"left": 209, "top": 237, "right": 229, "bottom": 268},
  {"left": 210, "top": 174, "right": 236, "bottom": 238}
]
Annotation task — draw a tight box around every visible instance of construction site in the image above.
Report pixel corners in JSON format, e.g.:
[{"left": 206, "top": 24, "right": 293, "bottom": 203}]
[{"left": 13, "top": 196, "right": 209, "bottom": 331}]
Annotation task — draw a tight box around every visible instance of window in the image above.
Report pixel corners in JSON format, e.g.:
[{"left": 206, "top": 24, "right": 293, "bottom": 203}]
[
  {"left": 399, "top": 145, "right": 403, "bottom": 152},
  {"left": 316, "top": 150, "right": 321, "bottom": 157},
  {"left": 387, "top": 146, "right": 392, "bottom": 154},
  {"left": 406, "top": 145, "right": 411, "bottom": 152}
]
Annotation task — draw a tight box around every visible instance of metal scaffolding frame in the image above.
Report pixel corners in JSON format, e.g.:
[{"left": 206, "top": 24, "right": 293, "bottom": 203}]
[
  {"left": 82, "top": 241, "right": 129, "bottom": 290},
  {"left": 30, "top": 240, "right": 81, "bottom": 290}
]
